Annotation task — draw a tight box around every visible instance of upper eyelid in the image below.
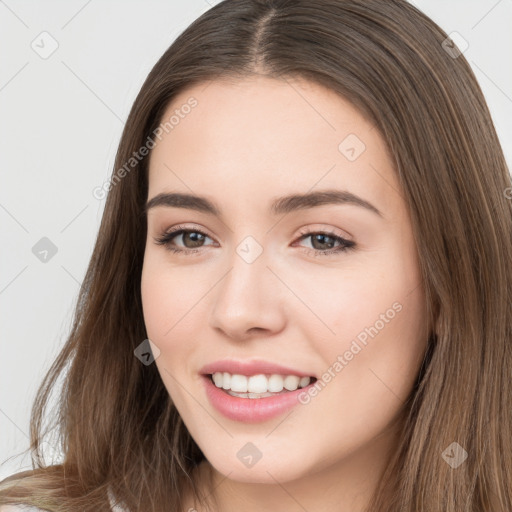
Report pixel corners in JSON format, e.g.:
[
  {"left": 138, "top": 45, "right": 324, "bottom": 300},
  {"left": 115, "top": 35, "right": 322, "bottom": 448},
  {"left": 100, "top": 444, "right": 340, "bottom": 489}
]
[
  {"left": 297, "top": 224, "right": 353, "bottom": 240},
  {"left": 161, "top": 223, "right": 351, "bottom": 239},
  {"left": 163, "top": 224, "right": 215, "bottom": 240}
]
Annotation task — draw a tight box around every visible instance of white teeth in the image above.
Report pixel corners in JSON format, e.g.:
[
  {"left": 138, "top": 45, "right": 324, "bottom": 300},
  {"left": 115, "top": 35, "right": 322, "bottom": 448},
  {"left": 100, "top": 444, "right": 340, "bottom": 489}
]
[
  {"left": 299, "top": 376, "right": 310, "bottom": 388},
  {"left": 248, "top": 374, "right": 267, "bottom": 393},
  {"left": 268, "top": 374, "right": 284, "bottom": 392},
  {"left": 222, "top": 372, "right": 231, "bottom": 390},
  {"left": 211, "top": 372, "right": 312, "bottom": 395},
  {"left": 227, "top": 390, "right": 276, "bottom": 399},
  {"left": 230, "top": 374, "right": 248, "bottom": 392},
  {"left": 213, "top": 372, "right": 223, "bottom": 387},
  {"left": 284, "top": 375, "right": 300, "bottom": 391}
]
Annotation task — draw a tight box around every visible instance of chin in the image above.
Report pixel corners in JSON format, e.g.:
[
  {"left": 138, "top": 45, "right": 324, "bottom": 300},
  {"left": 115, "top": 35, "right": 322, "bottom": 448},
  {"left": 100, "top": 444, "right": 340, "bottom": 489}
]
[{"left": 204, "top": 445, "right": 314, "bottom": 484}]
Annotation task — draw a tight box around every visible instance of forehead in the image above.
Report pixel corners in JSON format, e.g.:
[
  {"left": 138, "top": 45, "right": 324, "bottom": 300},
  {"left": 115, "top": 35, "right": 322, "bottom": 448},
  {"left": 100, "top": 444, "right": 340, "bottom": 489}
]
[{"left": 147, "top": 76, "right": 402, "bottom": 219}]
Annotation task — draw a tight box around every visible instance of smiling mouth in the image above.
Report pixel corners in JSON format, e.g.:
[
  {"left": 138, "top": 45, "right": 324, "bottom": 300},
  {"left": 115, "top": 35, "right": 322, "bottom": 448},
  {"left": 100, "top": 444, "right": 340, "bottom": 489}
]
[{"left": 207, "top": 372, "right": 317, "bottom": 399}]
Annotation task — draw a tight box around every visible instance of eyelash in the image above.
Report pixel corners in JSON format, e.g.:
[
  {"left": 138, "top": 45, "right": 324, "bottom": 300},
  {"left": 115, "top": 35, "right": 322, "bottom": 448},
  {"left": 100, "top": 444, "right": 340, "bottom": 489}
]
[{"left": 153, "top": 224, "right": 356, "bottom": 257}]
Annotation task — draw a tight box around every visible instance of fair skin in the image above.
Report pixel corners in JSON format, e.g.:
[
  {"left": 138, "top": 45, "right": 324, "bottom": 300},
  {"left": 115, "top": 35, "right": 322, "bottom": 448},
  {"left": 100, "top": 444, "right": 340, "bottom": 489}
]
[{"left": 141, "top": 75, "right": 428, "bottom": 512}]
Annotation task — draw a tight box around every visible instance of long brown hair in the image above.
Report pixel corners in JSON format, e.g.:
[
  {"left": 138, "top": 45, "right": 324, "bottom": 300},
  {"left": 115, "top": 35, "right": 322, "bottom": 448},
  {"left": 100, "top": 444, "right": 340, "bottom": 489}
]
[{"left": 1, "top": 0, "right": 511, "bottom": 510}]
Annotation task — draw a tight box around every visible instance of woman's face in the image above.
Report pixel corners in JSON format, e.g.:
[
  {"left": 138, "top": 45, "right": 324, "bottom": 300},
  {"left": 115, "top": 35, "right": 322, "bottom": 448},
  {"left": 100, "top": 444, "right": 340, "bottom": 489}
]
[{"left": 141, "top": 76, "right": 428, "bottom": 487}]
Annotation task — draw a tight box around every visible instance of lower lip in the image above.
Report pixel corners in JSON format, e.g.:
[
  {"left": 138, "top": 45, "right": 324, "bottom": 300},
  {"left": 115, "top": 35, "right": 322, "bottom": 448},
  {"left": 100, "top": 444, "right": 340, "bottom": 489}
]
[{"left": 202, "top": 375, "right": 314, "bottom": 423}]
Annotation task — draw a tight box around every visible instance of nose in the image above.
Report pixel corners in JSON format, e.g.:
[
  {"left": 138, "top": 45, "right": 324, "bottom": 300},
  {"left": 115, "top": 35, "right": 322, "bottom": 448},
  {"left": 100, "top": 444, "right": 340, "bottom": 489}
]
[{"left": 209, "top": 241, "right": 286, "bottom": 341}]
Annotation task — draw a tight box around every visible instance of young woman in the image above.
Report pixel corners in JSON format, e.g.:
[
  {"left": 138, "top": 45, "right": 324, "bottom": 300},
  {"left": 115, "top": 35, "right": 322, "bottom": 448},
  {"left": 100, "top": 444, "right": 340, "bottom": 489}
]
[{"left": 1, "top": 0, "right": 511, "bottom": 511}]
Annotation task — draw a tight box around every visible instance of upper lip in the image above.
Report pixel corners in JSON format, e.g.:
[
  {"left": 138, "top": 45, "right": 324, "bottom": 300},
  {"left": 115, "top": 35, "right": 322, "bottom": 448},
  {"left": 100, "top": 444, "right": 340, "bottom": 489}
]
[{"left": 200, "top": 359, "right": 315, "bottom": 378}]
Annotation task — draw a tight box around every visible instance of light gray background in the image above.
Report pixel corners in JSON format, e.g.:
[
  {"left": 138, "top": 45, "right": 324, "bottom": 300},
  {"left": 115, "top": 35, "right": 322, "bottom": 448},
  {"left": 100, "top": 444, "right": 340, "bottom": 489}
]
[{"left": 1, "top": 0, "right": 511, "bottom": 480}]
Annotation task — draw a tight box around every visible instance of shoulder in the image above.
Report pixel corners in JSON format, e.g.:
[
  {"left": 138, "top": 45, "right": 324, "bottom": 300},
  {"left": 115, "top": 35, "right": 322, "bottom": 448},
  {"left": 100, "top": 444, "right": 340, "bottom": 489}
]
[
  {"left": 0, "top": 486, "right": 127, "bottom": 512},
  {"left": 0, "top": 497, "right": 126, "bottom": 512},
  {"left": 0, "top": 506, "right": 45, "bottom": 511}
]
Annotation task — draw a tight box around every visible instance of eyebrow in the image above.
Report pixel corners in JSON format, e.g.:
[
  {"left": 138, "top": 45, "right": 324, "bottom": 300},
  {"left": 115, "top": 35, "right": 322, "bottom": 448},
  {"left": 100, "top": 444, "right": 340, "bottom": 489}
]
[{"left": 144, "top": 189, "right": 383, "bottom": 218}]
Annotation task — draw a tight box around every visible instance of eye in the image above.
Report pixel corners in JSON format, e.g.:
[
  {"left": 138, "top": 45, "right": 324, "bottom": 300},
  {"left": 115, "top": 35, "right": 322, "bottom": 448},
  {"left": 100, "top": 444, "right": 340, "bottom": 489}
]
[
  {"left": 293, "top": 227, "right": 356, "bottom": 256},
  {"left": 153, "top": 225, "right": 216, "bottom": 255},
  {"left": 153, "top": 225, "right": 356, "bottom": 257}
]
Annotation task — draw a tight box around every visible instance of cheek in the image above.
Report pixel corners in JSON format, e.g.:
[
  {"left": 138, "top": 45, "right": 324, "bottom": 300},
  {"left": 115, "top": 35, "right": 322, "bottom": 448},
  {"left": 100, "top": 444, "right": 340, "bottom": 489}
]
[
  {"left": 141, "top": 262, "right": 174, "bottom": 341},
  {"left": 289, "top": 250, "right": 423, "bottom": 347},
  {"left": 141, "top": 250, "right": 204, "bottom": 337},
  {"left": 140, "top": 253, "right": 206, "bottom": 405},
  {"left": 297, "top": 239, "right": 426, "bottom": 394},
  {"left": 319, "top": 273, "right": 426, "bottom": 420}
]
